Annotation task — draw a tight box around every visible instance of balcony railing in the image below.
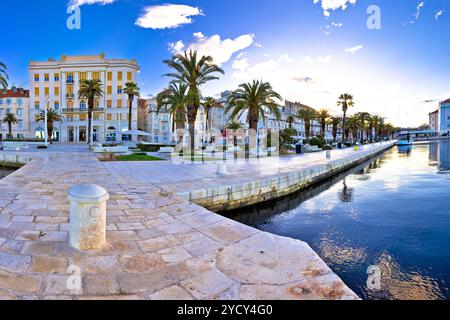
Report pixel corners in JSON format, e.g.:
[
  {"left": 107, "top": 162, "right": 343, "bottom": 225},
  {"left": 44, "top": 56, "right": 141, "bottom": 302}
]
[
  {"left": 66, "top": 79, "right": 74, "bottom": 84},
  {"left": 62, "top": 108, "right": 105, "bottom": 113},
  {"left": 66, "top": 93, "right": 75, "bottom": 99}
]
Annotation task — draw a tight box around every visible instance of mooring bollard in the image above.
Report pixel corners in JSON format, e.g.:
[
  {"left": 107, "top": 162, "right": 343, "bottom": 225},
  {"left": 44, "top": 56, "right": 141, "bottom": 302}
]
[
  {"left": 217, "top": 163, "right": 227, "bottom": 176},
  {"left": 68, "top": 184, "right": 109, "bottom": 251}
]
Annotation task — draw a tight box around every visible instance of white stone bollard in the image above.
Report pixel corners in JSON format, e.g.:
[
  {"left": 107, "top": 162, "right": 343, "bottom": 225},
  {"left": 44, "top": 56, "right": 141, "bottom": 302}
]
[
  {"left": 217, "top": 163, "right": 228, "bottom": 176},
  {"left": 326, "top": 150, "right": 331, "bottom": 159},
  {"left": 68, "top": 184, "right": 109, "bottom": 251}
]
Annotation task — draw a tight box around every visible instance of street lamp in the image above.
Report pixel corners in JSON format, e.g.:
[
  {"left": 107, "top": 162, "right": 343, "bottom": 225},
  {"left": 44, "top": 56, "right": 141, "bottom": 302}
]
[{"left": 43, "top": 96, "right": 50, "bottom": 146}]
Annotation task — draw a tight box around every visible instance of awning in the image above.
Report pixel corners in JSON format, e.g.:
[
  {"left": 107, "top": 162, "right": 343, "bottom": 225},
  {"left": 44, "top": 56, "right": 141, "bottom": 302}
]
[{"left": 121, "top": 130, "right": 152, "bottom": 137}]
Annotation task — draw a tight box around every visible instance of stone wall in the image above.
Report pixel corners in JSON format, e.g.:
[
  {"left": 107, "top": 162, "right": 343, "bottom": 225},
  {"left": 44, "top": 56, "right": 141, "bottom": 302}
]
[{"left": 182, "top": 142, "right": 395, "bottom": 212}]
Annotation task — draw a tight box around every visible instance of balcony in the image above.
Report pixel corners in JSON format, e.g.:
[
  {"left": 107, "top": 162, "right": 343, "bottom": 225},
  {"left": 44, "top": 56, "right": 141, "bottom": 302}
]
[
  {"left": 62, "top": 108, "right": 105, "bottom": 113},
  {"left": 66, "top": 79, "right": 74, "bottom": 84},
  {"left": 66, "top": 93, "right": 75, "bottom": 99}
]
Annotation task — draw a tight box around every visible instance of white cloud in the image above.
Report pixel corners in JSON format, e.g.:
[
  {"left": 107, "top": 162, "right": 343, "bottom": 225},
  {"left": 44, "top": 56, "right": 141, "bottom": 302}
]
[
  {"left": 414, "top": 1, "right": 425, "bottom": 20},
  {"left": 435, "top": 10, "right": 444, "bottom": 20},
  {"left": 304, "top": 55, "right": 333, "bottom": 63},
  {"left": 345, "top": 45, "right": 363, "bottom": 54},
  {"left": 69, "top": 0, "right": 114, "bottom": 6},
  {"left": 135, "top": 4, "right": 203, "bottom": 29},
  {"left": 313, "top": 0, "right": 357, "bottom": 16},
  {"left": 231, "top": 55, "right": 295, "bottom": 80},
  {"left": 170, "top": 33, "right": 255, "bottom": 66}
]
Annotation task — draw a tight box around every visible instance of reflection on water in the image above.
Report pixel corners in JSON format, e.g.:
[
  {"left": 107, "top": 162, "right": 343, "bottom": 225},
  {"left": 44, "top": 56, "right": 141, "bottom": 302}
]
[
  {"left": 225, "top": 141, "right": 450, "bottom": 300},
  {"left": 0, "top": 167, "right": 15, "bottom": 179}
]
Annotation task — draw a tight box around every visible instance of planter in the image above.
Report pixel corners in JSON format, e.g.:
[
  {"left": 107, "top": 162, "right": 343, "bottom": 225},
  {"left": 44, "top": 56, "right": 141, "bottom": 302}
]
[{"left": 93, "top": 146, "right": 129, "bottom": 154}]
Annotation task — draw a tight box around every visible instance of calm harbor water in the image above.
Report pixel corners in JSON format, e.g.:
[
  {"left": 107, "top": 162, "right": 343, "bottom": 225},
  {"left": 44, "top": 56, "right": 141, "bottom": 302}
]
[
  {"left": 226, "top": 141, "right": 450, "bottom": 300},
  {"left": 0, "top": 167, "right": 15, "bottom": 179}
]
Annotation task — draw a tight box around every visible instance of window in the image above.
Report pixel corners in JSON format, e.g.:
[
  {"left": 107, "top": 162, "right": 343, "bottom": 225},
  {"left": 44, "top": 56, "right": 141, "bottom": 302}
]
[
  {"left": 79, "top": 72, "right": 87, "bottom": 81},
  {"left": 67, "top": 73, "right": 74, "bottom": 83},
  {"left": 34, "top": 74, "right": 39, "bottom": 82},
  {"left": 117, "top": 100, "right": 123, "bottom": 108},
  {"left": 0, "top": 99, "right": 2, "bottom": 105},
  {"left": 16, "top": 108, "right": 22, "bottom": 117},
  {"left": 6, "top": 98, "right": 11, "bottom": 105},
  {"left": 44, "top": 74, "right": 49, "bottom": 82},
  {"left": 107, "top": 114, "right": 112, "bottom": 121},
  {"left": 127, "top": 72, "right": 132, "bottom": 81},
  {"left": 107, "top": 86, "right": 112, "bottom": 95},
  {"left": 55, "top": 87, "right": 59, "bottom": 95},
  {"left": 34, "top": 87, "right": 40, "bottom": 95},
  {"left": 54, "top": 101, "right": 60, "bottom": 110},
  {"left": 54, "top": 73, "right": 60, "bottom": 81},
  {"left": 92, "top": 72, "right": 100, "bottom": 80},
  {"left": 44, "top": 87, "right": 49, "bottom": 95},
  {"left": 80, "top": 114, "right": 86, "bottom": 121},
  {"left": 117, "top": 72, "right": 123, "bottom": 81},
  {"left": 117, "top": 85, "right": 123, "bottom": 94},
  {"left": 17, "top": 120, "right": 23, "bottom": 130},
  {"left": 35, "top": 101, "right": 40, "bottom": 110},
  {"left": 17, "top": 98, "right": 23, "bottom": 106},
  {"left": 107, "top": 100, "right": 112, "bottom": 108},
  {"left": 107, "top": 72, "right": 112, "bottom": 81},
  {"left": 80, "top": 100, "right": 86, "bottom": 109}
]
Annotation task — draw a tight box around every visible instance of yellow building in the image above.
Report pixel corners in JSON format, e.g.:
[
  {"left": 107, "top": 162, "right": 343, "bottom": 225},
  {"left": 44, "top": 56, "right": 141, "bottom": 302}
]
[{"left": 29, "top": 53, "right": 139, "bottom": 143}]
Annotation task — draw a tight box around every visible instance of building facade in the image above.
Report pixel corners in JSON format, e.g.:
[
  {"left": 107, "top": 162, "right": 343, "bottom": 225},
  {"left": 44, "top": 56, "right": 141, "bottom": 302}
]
[
  {"left": 429, "top": 109, "right": 439, "bottom": 133},
  {"left": 0, "top": 87, "right": 31, "bottom": 140},
  {"left": 439, "top": 99, "right": 450, "bottom": 135},
  {"left": 29, "top": 54, "right": 139, "bottom": 143}
]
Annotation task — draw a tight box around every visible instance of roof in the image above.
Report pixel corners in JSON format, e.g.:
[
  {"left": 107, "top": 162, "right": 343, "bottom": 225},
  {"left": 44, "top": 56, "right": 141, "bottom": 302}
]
[
  {"left": 0, "top": 87, "right": 29, "bottom": 98},
  {"left": 429, "top": 109, "right": 439, "bottom": 115},
  {"left": 440, "top": 98, "right": 450, "bottom": 104},
  {"left": 284, "top": 100, "right": 316, "bottom": 112}
]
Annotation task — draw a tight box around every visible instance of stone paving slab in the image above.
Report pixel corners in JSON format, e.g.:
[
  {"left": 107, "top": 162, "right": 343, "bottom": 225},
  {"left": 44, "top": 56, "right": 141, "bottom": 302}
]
[{"left": 0, "top": 145, "right": 362, "bottom": 300}]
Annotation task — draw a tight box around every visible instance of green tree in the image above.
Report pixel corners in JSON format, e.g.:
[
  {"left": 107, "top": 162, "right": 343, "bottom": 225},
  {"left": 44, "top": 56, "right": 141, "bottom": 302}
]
[
  {"left": 78, "top": 79, "right": 104, "bottom": 144},
  {"left": 354, "top": 112, "right": 371, "bottom": 143},
  {"left": 2, "top": 112, "right": 17, "bottom": 139},
  {"left": 280, "top": 128, "right": 297, "bottom": 155},
  {"left": 0, "top": 62, "right": 8, "bottom": 90},
  {"left": 226, "top": 120, "right": 244, "bottom": 154},
  {"left": 164, "top": 50, "right": 224, "bottom": 162},
  {"left": 227, "top": 80, "right": 282, "bottom": 157},
  {"left": 317, "top": 109, "right": 331, "bottom": 139},
  {"left": 124, "top": 82, "right": 140, "bottom": 131},
  {"left": 286, "top": 115, "right": 295, "bottom": 129},
  {"left": 297, "top": 108, "right": 317, "bottom": 142},
  {"left": 156, "top": 82, "right": 188, "bottom": 144},
  {"left": 328, "top": 116, "right": 342, "bottom": 142},
  {"left": 346, "top": 115, "right": 359, "bottom": 142},
  {"left": 227, "top": 80, "right": 282, "bottom": 131},
  {"left": 337, "top": 93, "right": 355, "bottom": 143},
  {"left": 35, "top": 108, "right": 63, "bottom": 143}
]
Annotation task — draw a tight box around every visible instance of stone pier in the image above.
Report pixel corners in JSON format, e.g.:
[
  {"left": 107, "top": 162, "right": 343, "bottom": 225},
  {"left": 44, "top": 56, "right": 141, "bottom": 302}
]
[{"left": 0, "top": 143, "right": 396, "bottom": 300}]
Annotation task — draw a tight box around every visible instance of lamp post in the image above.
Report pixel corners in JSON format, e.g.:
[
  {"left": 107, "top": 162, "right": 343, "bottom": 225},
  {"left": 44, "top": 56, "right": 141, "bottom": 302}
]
[{"left": 43, "top": 96, "right": 50, "bottom": 146}]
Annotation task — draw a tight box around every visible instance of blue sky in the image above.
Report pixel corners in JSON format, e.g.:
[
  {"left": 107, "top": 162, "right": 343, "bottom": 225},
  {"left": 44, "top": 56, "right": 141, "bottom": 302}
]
[{"left": 2, "top": 0, "right": 450, "bottom": 126}]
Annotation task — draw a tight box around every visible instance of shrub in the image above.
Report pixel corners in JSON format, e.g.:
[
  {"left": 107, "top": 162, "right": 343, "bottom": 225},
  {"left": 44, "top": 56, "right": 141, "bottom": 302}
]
[
  {"left": 137, "top": 144, "right": 174, "bottom": 152},
  {"left": 309, "top": 137, "right": 326, "bottom": 149}
]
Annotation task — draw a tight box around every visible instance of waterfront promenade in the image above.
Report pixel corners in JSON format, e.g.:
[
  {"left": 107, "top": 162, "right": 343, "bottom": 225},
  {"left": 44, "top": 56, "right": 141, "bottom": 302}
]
[{"left": 0, "top": 143, "right": 394, "bottom": 300}]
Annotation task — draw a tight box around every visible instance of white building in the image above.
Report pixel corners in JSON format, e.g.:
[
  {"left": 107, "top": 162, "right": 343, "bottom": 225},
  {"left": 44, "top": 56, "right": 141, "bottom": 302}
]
[
  {"left": 29, "top": 53, "right": 139, "bottom": 143},
  {"left": 0, "top": 87, "right": 31, "bottom": 140}
]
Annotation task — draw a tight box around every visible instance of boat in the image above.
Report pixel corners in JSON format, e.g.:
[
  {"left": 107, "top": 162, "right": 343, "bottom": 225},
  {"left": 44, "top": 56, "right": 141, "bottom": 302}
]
[{"left": 397, "top": 132, "right": 414, "bottom": 146}]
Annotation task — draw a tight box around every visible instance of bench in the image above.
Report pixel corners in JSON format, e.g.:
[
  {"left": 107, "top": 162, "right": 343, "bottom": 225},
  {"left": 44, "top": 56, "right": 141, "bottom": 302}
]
[{"left": 159, "top": 147, "right": 175, "bottom": 154}]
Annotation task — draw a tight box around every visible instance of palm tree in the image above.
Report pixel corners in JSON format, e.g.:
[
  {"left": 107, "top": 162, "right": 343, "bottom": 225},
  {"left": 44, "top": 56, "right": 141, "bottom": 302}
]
[
  {"left": 2, "top": 112, "right": 17, "bottom": 139},
  {"left": 202, "top": 97, "right": 219, "bottom": 132},
  {"left": 297, "top": 108, "right": 317, "bottom": 142},
  {"left": 227, "top": 80, "right": 282, "bottom": 131},
  {"left": 35, "top": 108, "right": 63, "bottom": 144},
  {"left": 317, "top": 109, "right": 331, "bottom": 139},
  {"left": 226, "top": 120, "right": 244, "bottom": 153},
  {"left": 0, "top": 62, "right": 8, "bottom": 90},
  {"left": 78, "top": 79, "right": 104, "bottom": 144},
  {"left": 328, "top": 116, "right": 342, "bottom": 142},
  {"left": 227, "top": 80, "right": 282, "bottom": 157},
  {"left": 156, "top": 82, "right": 188, "bottom": 144},
  {"left": 372, "top": 115, "right": 384, "bottom": 142},
  {"left": 286, "top": 115, "right": 295, "bottom": 129},
  {"left": 337, "top": 93, "right": 355, "bottom": 143},
  {"left": 354, "top": 112, "right": 371, "bottom": 143},
  {"left": 124, "top": 82, "right": 140, "bottom": 131},
  {"left": 164, "top": 50, "right": 224, "bottom": 161},
  {"left": 346, "top": 115, "right": 359, "bottom": 142}
]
